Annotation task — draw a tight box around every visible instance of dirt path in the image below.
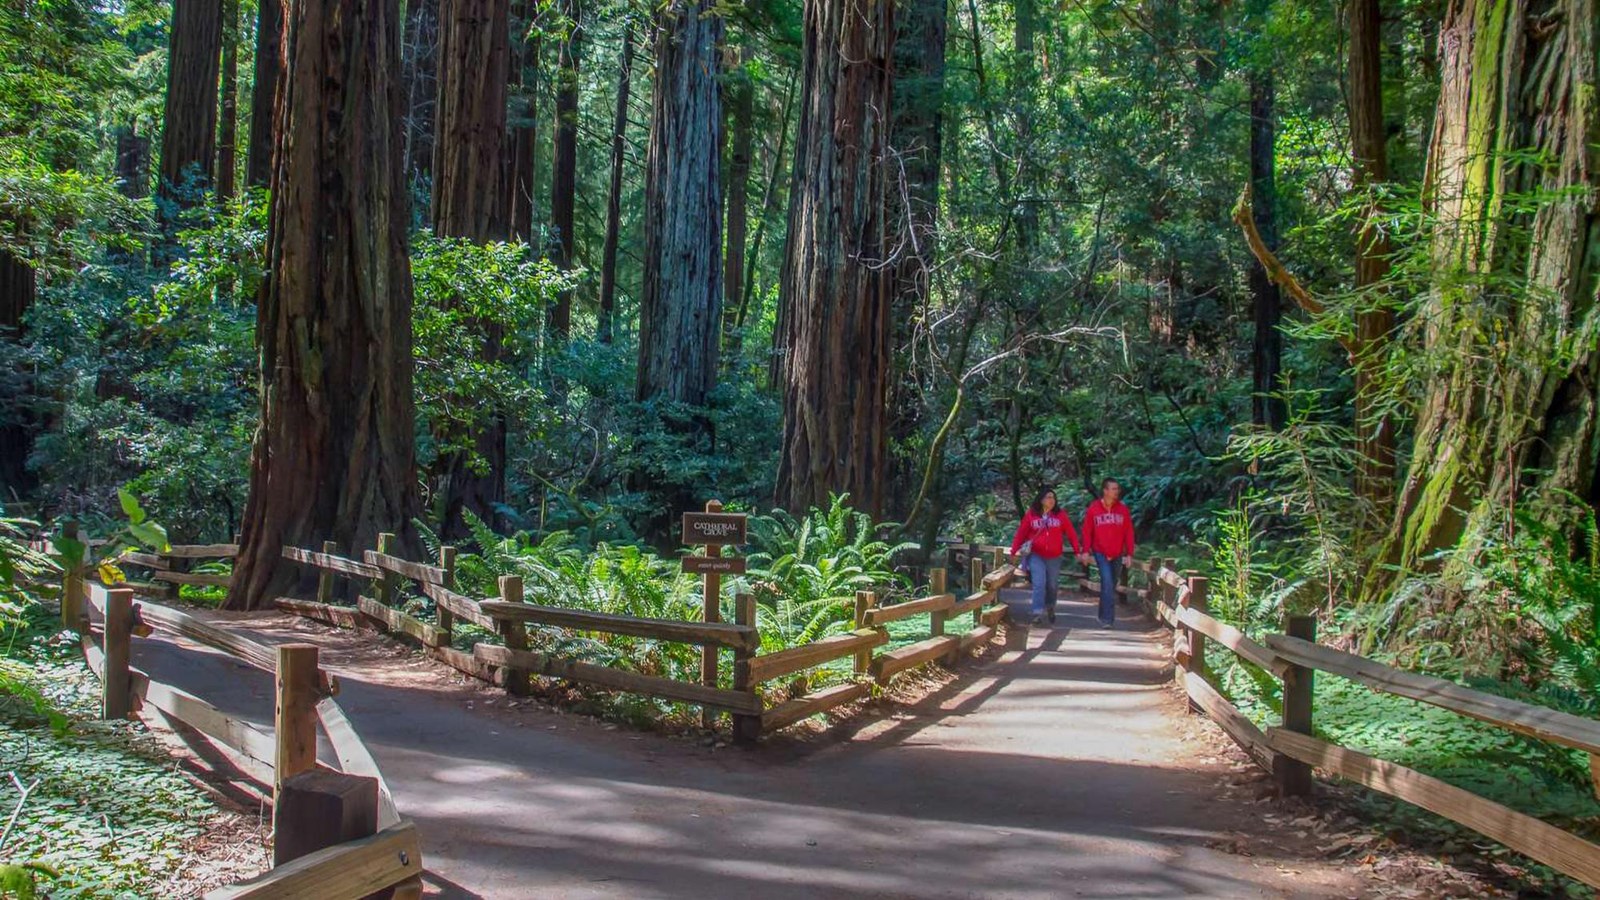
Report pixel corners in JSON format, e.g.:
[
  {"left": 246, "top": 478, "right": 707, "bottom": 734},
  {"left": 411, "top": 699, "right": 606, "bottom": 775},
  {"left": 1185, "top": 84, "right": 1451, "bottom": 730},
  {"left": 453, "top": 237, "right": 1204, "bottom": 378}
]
[{"left": 133, "top": 591, "right": 1377, "bottom": 899}]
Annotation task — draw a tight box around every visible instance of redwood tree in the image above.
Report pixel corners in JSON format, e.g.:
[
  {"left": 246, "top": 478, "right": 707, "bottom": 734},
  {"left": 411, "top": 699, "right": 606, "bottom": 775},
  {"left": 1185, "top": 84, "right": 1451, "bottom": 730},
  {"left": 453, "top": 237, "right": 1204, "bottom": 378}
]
[
  {"left": 547, "top": 0, "right": 580, "bottom": 341},
  {"left": 637, "top": 1, "right": 722, "bottom": 406},
  {"left": 245, "top": 0, "right": 282, "bottom": 188},
  {"left": 506, "top": 0, "right": 542, "bottom": 243},
  {"left": 597, "top": 21, "right": 635, "bottom": 344},
  {"left": 229, "top": 0, "right": 420, "bottom": 611},
  {"left": 215, "top": 0, "right": 240, "bottom": 204},
  {"left": 157, "top": 0, "right": 222, "bottom": 233},
  {"left": 775, "top": 0, "right": 896, "bottom": 516},
  {"left": 1367, "top": 0, "right": 1600, "bottom": 598},
  {"left": 431, "top": 0, "right": 511, "bottom": 536},
  {"left": 1248, "top": 69, "right": 1285, "bottom": 431}
]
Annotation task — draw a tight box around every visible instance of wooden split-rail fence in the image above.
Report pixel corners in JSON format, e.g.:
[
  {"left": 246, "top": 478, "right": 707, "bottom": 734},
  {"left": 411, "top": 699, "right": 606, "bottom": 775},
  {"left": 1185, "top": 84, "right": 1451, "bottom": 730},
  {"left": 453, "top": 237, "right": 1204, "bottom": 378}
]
[
  {"left": 1121, "top": 557, "right": 1600, "bottom": 890},
  {"left": 256, "top": 535, "right": 1023, "bottom": 742},
  {"left": 51, "top": 571, "right": 424, "bottom": 899}
]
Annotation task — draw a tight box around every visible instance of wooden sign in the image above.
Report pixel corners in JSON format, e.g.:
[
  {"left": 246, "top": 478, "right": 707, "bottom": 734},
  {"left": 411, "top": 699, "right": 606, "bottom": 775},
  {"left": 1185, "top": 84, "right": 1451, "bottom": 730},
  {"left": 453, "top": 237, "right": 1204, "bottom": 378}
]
[
  {"left": 681, "top": 511, "right": 748, "bottom": 546},
  {"left": 681, "top": 555, "right": 747, "bottom": 575}
]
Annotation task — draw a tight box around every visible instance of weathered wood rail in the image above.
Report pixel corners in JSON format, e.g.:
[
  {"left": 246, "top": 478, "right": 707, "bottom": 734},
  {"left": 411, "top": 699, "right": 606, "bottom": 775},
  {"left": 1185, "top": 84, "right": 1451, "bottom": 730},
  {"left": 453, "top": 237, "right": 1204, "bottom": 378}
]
[
  {"left": 269, "top": 535, "right": 1021, "bottom": 741},
  {"left": 62, "top": 580, "right": 423, "bottom": 899},
  {"left": 1131, "top": 558, "right": 1600, "bottom": 889}
]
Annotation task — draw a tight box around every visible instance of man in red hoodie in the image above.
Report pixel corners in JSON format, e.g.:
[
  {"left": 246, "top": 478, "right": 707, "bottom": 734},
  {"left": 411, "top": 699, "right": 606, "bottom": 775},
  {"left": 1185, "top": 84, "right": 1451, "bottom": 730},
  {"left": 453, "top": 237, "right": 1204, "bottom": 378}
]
[{"left": 1079, "top": 478, "right": 1135, "bottom": 628}]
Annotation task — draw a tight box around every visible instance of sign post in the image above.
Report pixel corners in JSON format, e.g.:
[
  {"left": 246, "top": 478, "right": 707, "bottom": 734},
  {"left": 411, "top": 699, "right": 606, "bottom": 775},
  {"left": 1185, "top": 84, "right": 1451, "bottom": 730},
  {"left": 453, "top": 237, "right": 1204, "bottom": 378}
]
[{"left": 682, "top": 501, "right": 748, "bottom": 730}]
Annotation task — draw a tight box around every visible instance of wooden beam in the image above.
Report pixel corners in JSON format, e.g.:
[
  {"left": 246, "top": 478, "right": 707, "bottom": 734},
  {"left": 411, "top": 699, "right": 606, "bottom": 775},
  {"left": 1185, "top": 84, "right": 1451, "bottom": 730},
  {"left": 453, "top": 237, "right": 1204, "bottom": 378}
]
[
  {"left": 273, "top": 644, "right": 320, "bottom": 814},
  {"left": 870, "top": 635, "right": 961, "bottom": 682},
  {"left": 1267, "top": 728, "right": 1600, "bottom": 888},
  {"left": 732, "top": 592, "right": 761, "bottom": 745},
  {"left": 205, "top": 820, "right": 422, "bottom": 900},
  {"left": 151, "top": 570, "right": 233, "bottom": 588},
  {"left": 356, "top": 596, "right": 446, "bottom": 648},
  {"left": 362, "top": 549, "right": 448, "bottom": 586},
  {"left": 949, "top": 590, "right": 994, "bottom": 617},
  {"left": 1266, "top": 633, "right": 1600, "bottom": 757},
  {"left": 979, "top": 604, "right": 1008, "bottom": 627},
  {"left": 418, "top": 582, "right": 497, "bottom": 630},
  {"left": 281, "top": 545, "right": 381, "bottom": 580},
  {"left": 478, "top": 600, "right": 759, "bottom": 650},
  {"left": 471, "top": 643, "right": 764, "bottom": 714},
  {"left": 163, "top": 543, "right": 240, "bottom": 559},
  {"left": 1275, "top": 615, "right": 1316, "bottom": 798},
  {"left": 980, "top": 564, "right": 1018, "bottom": 590},
  {"left": 929, "top": 568, "right": 948, "bottom": 638},
  {"left": 273, "top": 769, "right": 378, "bottom": 867},
  {"left": 495, "top": 576, "right": 529, "bottom": 696},
  {"left": 316, "top": 697, "right": 400, "bottom": 830},
  {"left": 958, "top": 624, "right": 996, "bottom": 652},
  {"left": 131, "top": 598, "right": 338, "bottom": 694},
  {"left": 102, "top": 588, "right": 134, "bottom": 720},
  {"left": 436, "top": 546, "right": 458, "bottom": 641},
  {"left": 274, "top": 598, "right": 363, "bottom": 629},
  {"left": 1182, "top": 669, "right": 1277, "bottom": 771},
  {"left": 746, "top": 629, "right": 886, "bottom": 685},
  {"left": 761, "top": 682, "right": 872, "bottom": 732},
  {"left": 853, "top": 590, "right": 876, "bottom": 675},
  {"left": 700, "top": 499, "right": 724, "bottom": 732},
  {"left": 861, "top": 593, "right": 955, "bottom": 627},
  {"left": 140, "top": 675, "right": 277, "bottom": 772},
  {"left": 1175, "top": 606, "right": 1290, "bottom": 676}
]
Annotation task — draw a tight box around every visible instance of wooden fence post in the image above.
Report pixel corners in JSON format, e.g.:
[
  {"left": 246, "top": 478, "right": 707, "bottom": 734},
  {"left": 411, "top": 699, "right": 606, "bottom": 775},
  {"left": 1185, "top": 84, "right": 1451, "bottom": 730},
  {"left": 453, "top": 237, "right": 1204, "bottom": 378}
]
[
  {"left": 375, "top": 533, "right": 399, "bottom": 607},
  {"left": 274, "top": 769, "right": 378, "bottom": 867},
  {"left": 969, "top": 556, "right": 986, "bottom": 598},
  {"left": 316, "top": 540, "right": 338, "bottom": 605},
  {"left": 928, "top": 568, "right": 947, "bottom": 637},
  {"left": 102, "top": 587, "right": 135, "bottom": 719},
  {"left": 274, "top": 644, "right": 320, "bottom": 814},
  {"left": 732, "top": 592, "right": 761, "bottom": 745},
  {"left": 1118, "top": 557, "right": 1131, "bottom": 606},
  {"left": 497, "top": 575, "right": 529, "bottom": 696},
  {"left": 1274, "top": 614, "right": 1316, "bottom": 798},
  {"left": 853, "top": 590, "right": 877, "bottom": 676},
  {"left": 436, "top": 545, "right": 457, "bottom": 643},
  {"left": 60, "top": 520, "right": 83, "bottom": 631},
  {"left": 1188, "top": 575, "right": 1208, "bottom": 679},
  {"left": 700, "top": 500, "right": 726, "bottom": 731}
]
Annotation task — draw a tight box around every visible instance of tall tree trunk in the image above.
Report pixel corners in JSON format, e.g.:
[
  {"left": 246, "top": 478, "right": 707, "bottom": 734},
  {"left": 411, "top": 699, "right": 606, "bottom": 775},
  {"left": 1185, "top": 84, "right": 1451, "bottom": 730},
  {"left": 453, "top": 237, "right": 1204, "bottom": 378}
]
[
  {"left": 157, "top": 0, "right": 223, "bottom": 257},
  {"left": 1349, "top": 0, "right": 1395, "bottom": 519},
  {"left": 1248, "top": 70, "right": 1285, "bottom": 431},
  {"left": 245, "top": 0, "right": 282, "bottom": 188},
  {"left": 115, "top": 125, "right": 150, "bottom": 199},
  {"left": 216, "top": 0, "right": 240, "bottom": 204},
  {"left": 506, "top": 0, "right": 542, "bottom": 243},
  {"left": 548, "top": 0, "right": 581, "bottom": 341},
  {"left": 597, "top": 21, "right": 636, "bottom": 344},
  {"left": 1367, "top": 0, "right": 1600, "bottom": 600},
  {"left": 776, "top": 0, "right": 896, "bottom": 517},
  {"left": 720, "top": 45, "right": 753, "bottom": 348},
  {"left": 0, "top": 250, "right": 36, "bottom": 498},
  {"left": 886, "top": 0, "right": 948, "bottom": 518},
  {"left": 431, "top": 0, "right": 511, "bottom": 537},
  {"left": 402, "top": 0, "right": 441, "bottom": 188},
  {"left": 1011, "top": 0, "right": 1036, "bottom": 253},
  {"left": 229, "top": 0, "right": 420, "bottom": 611}
]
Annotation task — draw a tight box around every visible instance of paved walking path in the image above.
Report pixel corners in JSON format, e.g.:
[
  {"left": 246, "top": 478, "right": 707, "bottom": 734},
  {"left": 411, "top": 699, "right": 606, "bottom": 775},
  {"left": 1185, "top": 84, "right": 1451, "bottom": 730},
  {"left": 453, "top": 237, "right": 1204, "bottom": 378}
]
[{"left": 134, "top": 590, "right": 1370, "bottom": 898}]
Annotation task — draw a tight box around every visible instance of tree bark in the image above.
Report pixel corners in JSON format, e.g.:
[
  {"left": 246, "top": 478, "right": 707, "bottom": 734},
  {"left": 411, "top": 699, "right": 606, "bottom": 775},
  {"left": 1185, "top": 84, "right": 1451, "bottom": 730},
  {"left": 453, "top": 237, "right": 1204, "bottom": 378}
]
[
  {"left": 245, "top": 0, "right": 282, "bottom": 188},
  {"left": 506, "top": 0, "right": 542, "bottom": 243},
  {"left": 721, "top": 45, "right": 753, "bottom": 347},
  {"left": 775, "top": 0, "right": 896, "bottom": 517},
  {"left": 1348, "top": 0, "right": 1395, "bottom": 518},
  {"left": 402, "top": 0, "right": 441, "bottom": 187},
  {"left": 1367, "top": 0, "right": 1600, "bottom": 598},
  {"left": 216, "top": 0, "right": 240, "bottom": 204},
  {"left": 115, "top": 125, "right": 151, "bottom": 199},
  {"left": 0, "top": 250, "right": 36, "bottom": 497},
  {"left": 548, "top": 0, "right": 581, "bottom": 342},
  {"left": 597, "top": 21, "right": 636, "bottom": 344},
  {"left": 1011, "top": 0, "right": 1036, "bottom": 253},
  {"left": 157, "top": 0, "right": 223, "bottom": 254},
  {"left": 1248, "top": 69, "right": 1285, "bottom": 431},
  {"left": 638, "top": 1, "right": 722, "bottom": 406},
  {"left": 229, "top": 0, "right": 420, "bottom": 611},
  {"left": 430, "top": 0, "right": 511, "bottom": 537}
]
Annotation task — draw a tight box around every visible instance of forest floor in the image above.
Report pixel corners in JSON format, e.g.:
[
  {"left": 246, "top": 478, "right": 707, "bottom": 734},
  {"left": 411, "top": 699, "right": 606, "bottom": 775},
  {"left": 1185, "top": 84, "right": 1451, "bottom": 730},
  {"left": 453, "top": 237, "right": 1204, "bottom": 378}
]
[{"left": 128, "top": 591, "right": 1516, "bottom": 898}]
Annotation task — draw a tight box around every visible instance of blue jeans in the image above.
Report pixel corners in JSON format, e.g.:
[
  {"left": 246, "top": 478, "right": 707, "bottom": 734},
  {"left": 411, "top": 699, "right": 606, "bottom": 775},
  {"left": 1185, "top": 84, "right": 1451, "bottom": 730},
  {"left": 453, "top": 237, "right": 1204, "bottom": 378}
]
[
  {"left": 1094, "top": 553, "right": 1123, "bottom": 624},
  {"left": 1027, "top": 553, "right": 1063, "bottom": 615}
]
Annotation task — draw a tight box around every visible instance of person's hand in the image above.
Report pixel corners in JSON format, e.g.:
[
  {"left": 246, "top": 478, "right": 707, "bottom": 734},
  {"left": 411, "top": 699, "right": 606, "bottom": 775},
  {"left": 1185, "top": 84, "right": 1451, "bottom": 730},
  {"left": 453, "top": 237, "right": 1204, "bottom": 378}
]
[
  {"left": 1010, "top": 553, "right": 1020, "bottom": 565},
  {"left": 1076, "top": 553, "right": 1088, "bottom": 565},
  {"left": 1121, "top": 555, "right": 1132, "bottom": 567}
]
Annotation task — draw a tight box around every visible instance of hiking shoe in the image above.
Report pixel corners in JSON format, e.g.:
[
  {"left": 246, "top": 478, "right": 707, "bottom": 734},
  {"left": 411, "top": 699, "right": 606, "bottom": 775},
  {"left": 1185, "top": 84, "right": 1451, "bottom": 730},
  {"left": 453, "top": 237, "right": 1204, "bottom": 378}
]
[
  {"left": 1099, "top": 620, "right": 1114, "bottom": 629},
  {"left": 1031, "top": 613, "right": 1045, "bottom": 626},
  {"left": 1047, "top": 609, "right": 1057, "bottom": 624}
]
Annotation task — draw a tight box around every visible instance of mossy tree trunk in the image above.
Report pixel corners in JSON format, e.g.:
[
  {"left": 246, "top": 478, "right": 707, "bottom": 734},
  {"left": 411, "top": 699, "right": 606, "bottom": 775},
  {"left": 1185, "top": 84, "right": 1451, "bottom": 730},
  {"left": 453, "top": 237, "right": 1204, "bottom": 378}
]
[
  {"left": 230, "top": 0, "right": 420, "bottom": 611},
  {"left": 775, "top": 0, "right": 896, "bottom": 517},
  {"left": 1367, "top": 0, "right": 1600, "bottom": 599}
]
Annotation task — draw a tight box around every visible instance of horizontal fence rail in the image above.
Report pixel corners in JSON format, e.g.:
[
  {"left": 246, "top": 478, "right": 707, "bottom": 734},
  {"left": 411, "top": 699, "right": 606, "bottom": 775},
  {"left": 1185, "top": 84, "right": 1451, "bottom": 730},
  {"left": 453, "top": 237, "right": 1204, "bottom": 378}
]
[
  {"left": 1129, "top": 558, "right": 1600, "bottom": 890},
  {"left": 272, "top": 533, "right": 1024, "bottom": 741}
]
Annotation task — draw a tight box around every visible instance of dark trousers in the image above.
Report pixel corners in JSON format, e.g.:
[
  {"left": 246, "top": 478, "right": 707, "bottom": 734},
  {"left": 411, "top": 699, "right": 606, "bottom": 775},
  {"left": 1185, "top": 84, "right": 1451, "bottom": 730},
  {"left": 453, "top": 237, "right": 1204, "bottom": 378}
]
[{"left": 1093, "top": 552, "right": 1123, "bottom": 624}]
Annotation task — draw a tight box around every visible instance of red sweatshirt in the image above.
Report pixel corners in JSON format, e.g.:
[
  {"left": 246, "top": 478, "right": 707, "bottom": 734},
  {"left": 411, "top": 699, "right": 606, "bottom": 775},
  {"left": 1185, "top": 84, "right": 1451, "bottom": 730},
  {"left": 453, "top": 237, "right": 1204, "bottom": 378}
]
[
  {"left": 1082, "top": 499, "right": 1136, "bottom": 557},
  {"left": 1010, "top": 509, "right": 1081, "bottom": 559}
]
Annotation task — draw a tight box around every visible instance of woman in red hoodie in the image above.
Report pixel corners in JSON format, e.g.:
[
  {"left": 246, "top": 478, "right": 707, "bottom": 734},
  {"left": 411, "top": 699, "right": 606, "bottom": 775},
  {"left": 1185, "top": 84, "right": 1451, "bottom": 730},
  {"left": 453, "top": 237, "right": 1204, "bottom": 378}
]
[
  {"left": 1080, "top": 478, "right": 1136, "bottom": 628},
  {"left": 1009, "top": 487, "right": 1081, "bottom": 625}
]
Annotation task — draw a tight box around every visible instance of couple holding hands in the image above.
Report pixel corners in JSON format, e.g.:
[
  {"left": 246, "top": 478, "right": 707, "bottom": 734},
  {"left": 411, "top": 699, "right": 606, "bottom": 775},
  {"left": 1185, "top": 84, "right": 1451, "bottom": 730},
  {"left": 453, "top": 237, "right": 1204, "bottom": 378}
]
[{"left": 1009, "top": 478, "right": 1136, "bottom": 628}]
